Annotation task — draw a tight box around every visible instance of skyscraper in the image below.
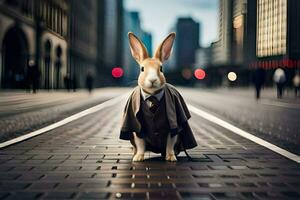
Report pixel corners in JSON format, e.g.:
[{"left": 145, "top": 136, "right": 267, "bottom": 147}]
[
  {"left": 211, "top": 0, "right": 233, "bottom": 65},
  {"left": 69, "top": 0, "right": 98, "bottom": 88},
  {"left": 122, "top": 11, "right": 152, "bottom": 85},
  {"left": 122, "top": 11, "right": 142, "bottom": 85},
  {"left": 175, "top": 18, "right": 200, "bottom": 69},
  {"left": 97, "top": 0, "right": 124, "bottom": 86},
  {"left": 142, "top": 32, "right": 152, "bottom": 57},
  {"left": 231, "top": 0, "right": 257, "bottom": 67},
  {"left": 257, "top": 0, "right": 287, "bottom": 58},
  {"left": 256, "top": 0, "right": 300, "bottom": 70}
]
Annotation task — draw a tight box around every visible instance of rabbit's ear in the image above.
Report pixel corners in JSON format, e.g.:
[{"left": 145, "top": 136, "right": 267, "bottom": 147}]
[
  {"left": 128, "top": 32, "right": 149, "bottom": 64},
  {"left": 154, "top": 32, "right": 176, "bottom": 62}
]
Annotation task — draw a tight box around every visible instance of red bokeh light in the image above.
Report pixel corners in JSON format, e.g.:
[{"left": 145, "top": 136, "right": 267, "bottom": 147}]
[
  {"left": 194, "top": 68, "right": 206, "bottom": 80},
  {"left": 112, "top": 67, "right": 123, "bottom": 78}
]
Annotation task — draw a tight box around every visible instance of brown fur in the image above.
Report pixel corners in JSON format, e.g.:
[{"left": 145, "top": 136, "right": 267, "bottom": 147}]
[
  {"left": 128, "top": 32, "right": 175, "bottom": 95},
  {"left": 138, "top": 58, "right": 166, "bottom": 94}
]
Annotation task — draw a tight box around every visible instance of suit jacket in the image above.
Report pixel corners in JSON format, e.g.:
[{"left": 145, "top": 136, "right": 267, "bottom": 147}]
[{"left": 120, "top": 83, "right": 197, "bottom": 150}]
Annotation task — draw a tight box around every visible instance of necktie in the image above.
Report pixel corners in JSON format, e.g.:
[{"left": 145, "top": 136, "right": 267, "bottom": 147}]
[{"left": 147, "top": 96, "right": 159, "bottom": 113}]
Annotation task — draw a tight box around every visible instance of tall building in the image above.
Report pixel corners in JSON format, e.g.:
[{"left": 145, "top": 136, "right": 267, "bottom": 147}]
[
  {"left": 212, "top": 0, "right": 233, "bottom": 65},
  {"left": 256, "top": 0, "right": 300, "bottom": 65},
  {"left": 257, "top": 0, "right": 287, "bottom": 58},
  {"left": 97, "top": 0, "right": 123, "bottom": 86},
  {"left": 212, "top": 0, "right": 257, "bottom": 67},
  {"left": 194, "top": 47, "right": 212, "bottom": 69},
  {"left": 232, "top": 0, "right": 247, "bottom": 64},
  {"left": 142, "top": 31, "right": 152, "bottom": 57},
  {"left": 256, "top": 0, "right": 300, "bottom": 59},
  {"left": 122, "top": 11, "right": 140, "bottom": 85},
  {"left": 69, "top": 0, "right": 98, "bottom": 88},
  {"left": 174, "top": 18, "right": 200, "bottom": 69},
  {"left": 209, "top": 0, "right": 259, "bottom": 86},
  {"left": 0, "top": 0, "right": 68, "bottom": 89},
  {"left": 244, "top": 0, "right": 257, "bottom": 67},
  {"left": 166, "top": 26, "right": 177, "bottom": 72},
  {"left": 231, "top": 0, "right": 257, "bottom": 66},
  {"left": 122, "top": 11, "right": 152, "bottom": 85}
]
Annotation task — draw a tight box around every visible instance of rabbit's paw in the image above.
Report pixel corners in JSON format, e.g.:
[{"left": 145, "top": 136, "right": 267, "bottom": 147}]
[
  {"left": 165, "top": 153, "right": 177, "bottom": 162},
  {"left": 132, "top": 154, "right": 144, "bottom": 162}
]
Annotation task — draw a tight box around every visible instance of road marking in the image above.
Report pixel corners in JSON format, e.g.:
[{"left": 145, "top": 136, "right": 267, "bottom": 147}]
[
  {"left": 188, "top": 104, "right": 300, "bottom": 163},
  {"left": 0, "top": 94, "right": 128, "bottom": 149}
]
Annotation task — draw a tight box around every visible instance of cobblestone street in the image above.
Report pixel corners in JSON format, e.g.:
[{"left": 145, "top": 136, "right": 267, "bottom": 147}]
[{"left": 0, "top": 91, "right": 299, "bottom": 200}]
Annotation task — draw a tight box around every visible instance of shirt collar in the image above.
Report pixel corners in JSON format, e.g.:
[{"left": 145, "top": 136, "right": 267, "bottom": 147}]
[{"left": 140, "top": 88, "right": 165, "bottom": 101}]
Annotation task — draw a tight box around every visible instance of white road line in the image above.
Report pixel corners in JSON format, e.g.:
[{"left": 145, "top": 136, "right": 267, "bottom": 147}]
[
  {"left": 188, "top": 104, "right": 300, "bottom": 163},
  {"left": 0, "top": 94, "right": 128, "bottom": 149}
]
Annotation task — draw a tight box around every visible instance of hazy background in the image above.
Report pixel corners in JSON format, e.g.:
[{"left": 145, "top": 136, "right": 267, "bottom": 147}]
[{"left": 125, "top": 0, "right": 218, "bottom": 49}]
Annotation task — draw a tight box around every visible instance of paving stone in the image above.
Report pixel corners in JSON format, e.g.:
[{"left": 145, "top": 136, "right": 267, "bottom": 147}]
[
  {"left": 43, "top": 192, "right": 77, "bottom": 199},
  {"left": 6, "top": 192, "right": 43, "bottom": 200},
  {"left": 29, "top": 182, "right": 58, "bottom": 190},
  {"left": 0, "top": 182, "right": 31, "bottom": 191},
  {"left": 0, "top": 173, "right": 21, "bottom": 180},
  {"left": 17, "top": 173, "right": 44, "bottom": 181},
  {"left": 78, "top": 192, "right": 110, "bottom": 199}
]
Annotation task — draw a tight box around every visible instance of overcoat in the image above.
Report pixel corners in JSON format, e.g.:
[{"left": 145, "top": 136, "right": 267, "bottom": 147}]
[{"left": 120, "top": 83, "right": 197, "bottom": 151}]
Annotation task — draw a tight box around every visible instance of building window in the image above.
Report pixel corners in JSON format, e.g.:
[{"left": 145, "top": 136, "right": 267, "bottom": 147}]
[{"left": 257, "top": 0, "right": 287, "bottom": 57}]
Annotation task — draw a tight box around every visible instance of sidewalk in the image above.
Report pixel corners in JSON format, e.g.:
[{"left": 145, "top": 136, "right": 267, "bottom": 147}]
[
  {"left": 0, "top": 88, "right": 128, "bottom": 117},
  {"left": 0, "top": 88, "right": 130, "bottom": 143},
  {"left": 208, "top": 87, "right": 300, "bottom": 104}
]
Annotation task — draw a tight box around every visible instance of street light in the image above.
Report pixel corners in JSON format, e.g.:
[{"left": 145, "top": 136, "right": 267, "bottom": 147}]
[{"left": 227, "top": 72, "right": 237, "bottom": 82}]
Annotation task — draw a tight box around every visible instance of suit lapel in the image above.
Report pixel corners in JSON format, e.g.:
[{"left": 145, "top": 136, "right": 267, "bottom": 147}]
[
  {"left": 131, "top": 86, "right": 141, "bottom": 116},
  {"left": 164, "top": 84, "right": 178, "bottom": 130}
]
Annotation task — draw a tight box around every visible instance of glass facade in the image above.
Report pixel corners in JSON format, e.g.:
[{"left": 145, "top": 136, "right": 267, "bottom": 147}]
[{"left": 257, "top": 0, "right": 287, "bottom": 57}]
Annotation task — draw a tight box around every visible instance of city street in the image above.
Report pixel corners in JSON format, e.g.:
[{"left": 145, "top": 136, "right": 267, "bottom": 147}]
[
  {"left": 0, "top": 88, "right": 299, "bottom": 199},
  {"left": 1, "top": 0, "right": 300, "bottom": 199}
]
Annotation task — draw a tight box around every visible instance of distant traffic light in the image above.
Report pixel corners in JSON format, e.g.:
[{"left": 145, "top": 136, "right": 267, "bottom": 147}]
[
  {"left": 112, "top": 67, "right": 123, "bottom": 78},
  {"left": 194, "top": 68, "right": 206, "bottom": 80}
]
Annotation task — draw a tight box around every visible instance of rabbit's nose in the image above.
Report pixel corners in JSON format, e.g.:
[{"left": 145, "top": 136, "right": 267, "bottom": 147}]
[{"left": 149, "top": 78, "right": 157, "bottom": 83}]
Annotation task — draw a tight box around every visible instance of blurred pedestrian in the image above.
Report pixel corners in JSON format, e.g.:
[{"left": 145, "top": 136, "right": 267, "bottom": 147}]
[
  {"left": 273, "top": 68, "right": 286, "bottom": 98},
  {"left": 26, "top": 60, "right": 33, "bottom": 92},
  {"left": 64, "top": 74, "right": 71, "bottom": 91},
  {"left": 85, "top": 71, "right": 94, "bottom": 94},
  {"left": 26, "top": 60, "right": 40, "bottom": 93},
  {"left": 252, "top": 67, "right": 265, "bottom": 99},
  {"left": 72, "top": 76, "right": 77, "bottom": 92},
  {"left": 293, "top": 71, "right": 300, "bottom": 98}
]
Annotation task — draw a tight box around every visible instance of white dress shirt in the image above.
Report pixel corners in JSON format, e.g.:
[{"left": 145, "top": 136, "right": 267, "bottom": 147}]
[{"left": 140, "top": 88, "right": 165, "bottom": 107}]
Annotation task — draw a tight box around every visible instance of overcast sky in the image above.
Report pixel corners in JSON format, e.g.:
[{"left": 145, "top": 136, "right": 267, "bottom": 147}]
[{"left": 124, "top": 0, "right": 219, "bottom": 51}]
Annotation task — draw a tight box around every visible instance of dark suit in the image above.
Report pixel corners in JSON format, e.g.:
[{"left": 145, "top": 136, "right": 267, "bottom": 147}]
[{"left": 120, "top": 84, "right": 197, "bottom": 152}]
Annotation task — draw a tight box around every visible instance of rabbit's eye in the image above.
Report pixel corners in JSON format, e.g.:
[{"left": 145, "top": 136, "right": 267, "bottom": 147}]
[
  {"left": 160, "top": 66, "right": 163, "bottom": 72},
  {"left": 141, "top": 66, "right": 144, "bottom": 72}
]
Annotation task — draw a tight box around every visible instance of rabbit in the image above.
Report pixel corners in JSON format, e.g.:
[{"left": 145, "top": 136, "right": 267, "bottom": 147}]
[
  {"left": 129, "top": 32, "right": 177, "bottom": 162},
  {"left": 120, "top": 32, "right": 197, "bottom": 162}
]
